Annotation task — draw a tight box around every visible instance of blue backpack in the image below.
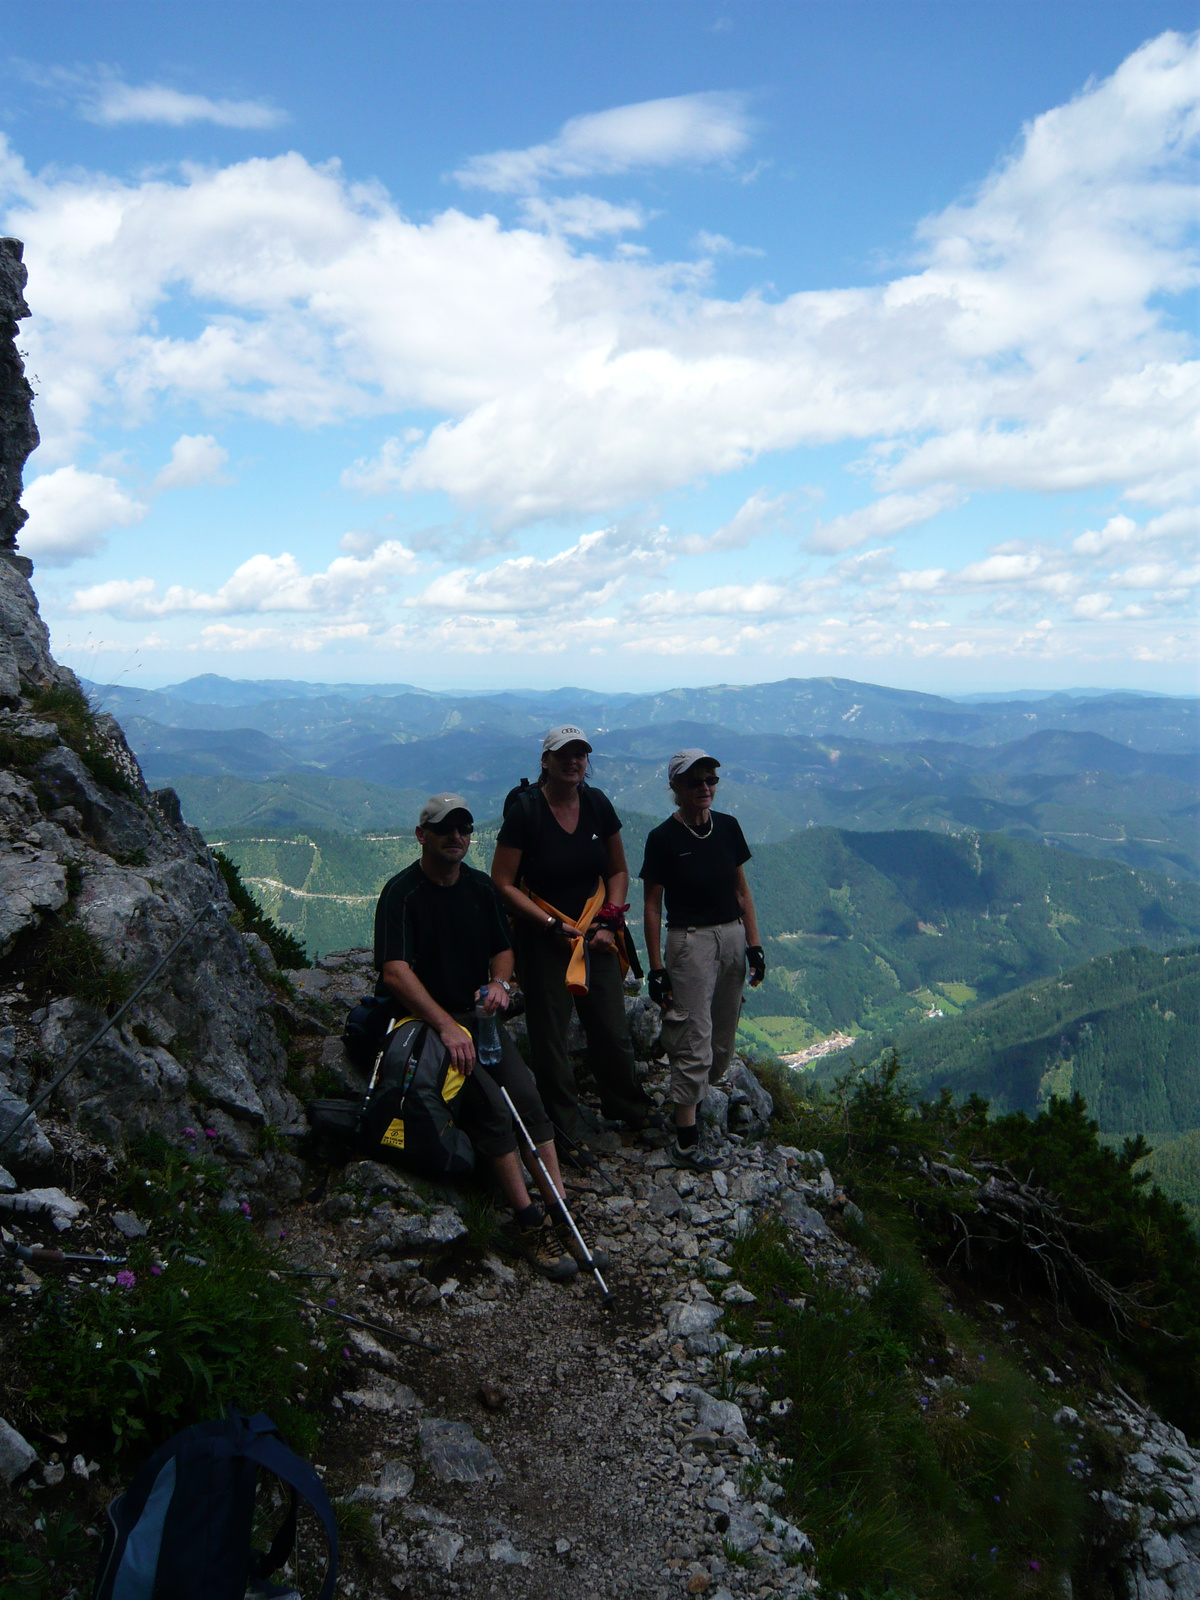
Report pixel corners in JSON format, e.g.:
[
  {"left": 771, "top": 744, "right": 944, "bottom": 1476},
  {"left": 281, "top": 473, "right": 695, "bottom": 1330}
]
[{"left": 92, "top": 1409, "right": 338, "bottom": 1600}]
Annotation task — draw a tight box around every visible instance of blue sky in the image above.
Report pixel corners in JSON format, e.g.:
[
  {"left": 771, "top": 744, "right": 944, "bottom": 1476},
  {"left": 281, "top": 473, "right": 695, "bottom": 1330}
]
[{"left": 2, "top": 2, "right": 1196, "bottom": 694}]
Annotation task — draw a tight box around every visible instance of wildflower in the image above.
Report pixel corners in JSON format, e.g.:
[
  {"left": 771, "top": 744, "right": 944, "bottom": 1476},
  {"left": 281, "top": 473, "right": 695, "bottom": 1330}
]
[
  {"left": 183, "top": 1127, "right": 196, "bottom": 1138},
  {"left": 342, "top": 1347, "right": 352, "bottom": 1360},
  {"left": 150, "top": 1264, "right": 162, "bottom": 1276},
  {"left": 1029, "top": 1560, "right": 1041, "bottom": 1571},
  {"left": 240, "top": 1202, "right": 252, "bottom": 1217},
  {"left": 326, "top": 1297, "right": 336, "bottom": 1308},
  {"left": 94, "top": 1341, "right": 102, "bottom": 1350},
  {"left": 278, "top": 1229, "right": 287, "bottom": 1240},
  {"left": 204, "top": 1128, "right": 217, "bottom": 1139},
  {"left": 149, "top": 1348, "right": 156, "bottom": 1356},
  {"left": 116, "top": 1269, "right": 137, "bottom": 1290}
]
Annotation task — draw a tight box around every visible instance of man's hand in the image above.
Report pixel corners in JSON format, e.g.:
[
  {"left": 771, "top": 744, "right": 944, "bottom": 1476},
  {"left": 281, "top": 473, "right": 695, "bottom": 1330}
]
[
  {"left": 439, "top": 1021, "right": 476, "bottom": 1074},
  {"left": 747, "top": 945, "right": 766, "bottom": 988},
  {"left": 589, "top": 927, "right": 616, "bottom": 954},
  {"left": 648, "top": 968, "right": 672, "bottom": 1008},
  {"left": 478, "top": 980, "right": 511, "bottom": 1016}
]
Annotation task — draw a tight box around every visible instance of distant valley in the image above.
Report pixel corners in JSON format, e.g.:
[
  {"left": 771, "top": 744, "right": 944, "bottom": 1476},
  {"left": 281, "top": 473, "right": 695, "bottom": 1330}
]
[{"left": 97, "top": 671, "right": 1199, "bottom": 1074}]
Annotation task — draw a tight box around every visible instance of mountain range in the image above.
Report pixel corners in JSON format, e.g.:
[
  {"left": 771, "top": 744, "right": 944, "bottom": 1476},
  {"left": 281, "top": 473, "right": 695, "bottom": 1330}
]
[{"left": 95, "top": 675, "right": 1200, "bottom": 882}]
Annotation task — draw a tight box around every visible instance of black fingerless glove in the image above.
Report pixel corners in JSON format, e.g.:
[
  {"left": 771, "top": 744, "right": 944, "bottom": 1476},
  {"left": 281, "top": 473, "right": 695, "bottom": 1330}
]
[
  {"left": 648, "top": 968, "right": 671, "bottom": 1007},
  {"left": 747, "top": 945, "right": 766, "bottom": 984}
]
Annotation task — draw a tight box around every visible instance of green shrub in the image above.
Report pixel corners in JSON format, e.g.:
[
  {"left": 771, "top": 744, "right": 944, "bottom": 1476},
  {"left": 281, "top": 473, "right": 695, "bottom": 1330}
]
[
  {"left": 20, "top": 1138, "right": 330, "bottom": 1455},
  {"left": 213, "top": 850, "right": 310, "bottom": 970},
  {"left": 0, "top": 1511, "right": 91, "bottom": 1600}
]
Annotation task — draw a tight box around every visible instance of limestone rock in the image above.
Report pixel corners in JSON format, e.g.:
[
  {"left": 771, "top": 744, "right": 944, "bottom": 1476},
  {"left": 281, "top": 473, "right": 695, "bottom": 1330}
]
[
  {"left": 0, "top": 1417, "right": 36, "bottom": 1484},
  {"left": 419, "top": 1418, "right": 505, "bottom": 1484}
]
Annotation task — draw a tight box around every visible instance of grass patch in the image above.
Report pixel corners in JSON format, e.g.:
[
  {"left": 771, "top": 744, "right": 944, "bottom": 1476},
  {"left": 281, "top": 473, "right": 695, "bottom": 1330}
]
[
  {"left": 724, "top": 1220, "right": 1088, "bottom": 1598},
  {"left": 18, "top": 1133, "right": 331, "bottom": 1457},
  {"left": 460, "top": 1189, "right": 504, "bottom": 1252},
  {"left": 28, "top": 682, "right": 142, "bottom": 801},
  {"left": 16, "top": 916, "right": 134, "bottom": 1011}
]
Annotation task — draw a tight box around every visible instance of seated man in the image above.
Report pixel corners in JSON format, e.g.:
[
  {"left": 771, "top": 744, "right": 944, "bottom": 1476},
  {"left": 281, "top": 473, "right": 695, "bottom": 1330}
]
[{"left": 374, "top": 792, "right": 589, "bottom": 1281}]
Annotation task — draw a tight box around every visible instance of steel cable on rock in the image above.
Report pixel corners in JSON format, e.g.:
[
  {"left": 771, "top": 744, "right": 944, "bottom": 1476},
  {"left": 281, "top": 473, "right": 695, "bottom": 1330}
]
[{"left": 0, "top": 849, "right": 226, "bottom": 1160}]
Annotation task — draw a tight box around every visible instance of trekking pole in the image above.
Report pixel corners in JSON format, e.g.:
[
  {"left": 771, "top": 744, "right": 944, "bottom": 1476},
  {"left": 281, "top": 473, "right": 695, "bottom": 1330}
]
[{"left": 499, "top": 1086, "right": 615, "bottom": 1308}]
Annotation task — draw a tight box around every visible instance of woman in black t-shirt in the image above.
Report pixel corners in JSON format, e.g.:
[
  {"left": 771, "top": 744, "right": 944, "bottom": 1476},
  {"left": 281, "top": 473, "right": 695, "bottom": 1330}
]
[
  {"left": 491, "top": 726, "right": 655, "bottom": 1162},
  {"left": 640, "top": 748, "right": 765, "bottom": 1172}
]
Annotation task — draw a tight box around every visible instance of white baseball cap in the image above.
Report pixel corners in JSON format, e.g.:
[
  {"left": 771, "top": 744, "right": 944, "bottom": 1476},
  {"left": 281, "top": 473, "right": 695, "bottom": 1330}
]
[
  {"left": 418, "top": 793, "right": 474, "bottom": 827},
  {"left": 668, "top": 749, "right": 721, "bottom": 784},
  {"left": 542, "top": 724, "right": 592, "bottom": 754}
]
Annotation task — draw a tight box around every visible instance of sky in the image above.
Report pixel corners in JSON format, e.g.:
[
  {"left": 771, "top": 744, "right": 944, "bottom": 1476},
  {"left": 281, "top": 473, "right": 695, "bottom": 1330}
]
[{"left": 2, "top": 1, "right": 1197, "bottom": 696}]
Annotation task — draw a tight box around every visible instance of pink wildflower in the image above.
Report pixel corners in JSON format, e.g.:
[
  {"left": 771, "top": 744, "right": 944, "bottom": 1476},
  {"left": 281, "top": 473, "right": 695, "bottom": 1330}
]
[
  {"left": 150, "top": 1264, "right": 162, "bottom": 1276},
  {"left": 204, "top": 1128, "right": 217, "bottom": 1139},
  {"left": 115, "top": 1269, "right": 136, "bottom": 1289},
  {"left": 182, "top": 1127, "right": 196, "bottom": 1138},
  {"left": 239, "top": 1201, "right": 252, "bottom": 1217}
]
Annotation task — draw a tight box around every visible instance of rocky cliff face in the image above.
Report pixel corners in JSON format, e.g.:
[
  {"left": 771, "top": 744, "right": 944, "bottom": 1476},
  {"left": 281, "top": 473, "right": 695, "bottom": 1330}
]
[{"left": 0, "top": 238, "right": 305, "bottom": 1189}]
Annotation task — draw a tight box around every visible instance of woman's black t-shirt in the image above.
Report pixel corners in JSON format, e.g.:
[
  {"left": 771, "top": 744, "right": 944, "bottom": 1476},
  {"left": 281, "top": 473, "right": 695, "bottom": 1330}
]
[
  {"left": 496, "top": 785, "right": 621, "bottom": 920},
  {"left": 638, "top": 811, "right": 751, "bottom": 928}
]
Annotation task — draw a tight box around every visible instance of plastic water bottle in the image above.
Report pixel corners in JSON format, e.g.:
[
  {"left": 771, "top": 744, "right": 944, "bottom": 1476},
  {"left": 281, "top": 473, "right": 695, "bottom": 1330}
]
[{"left": 474, "top": 986, "right": 503, "bottom": 1067}]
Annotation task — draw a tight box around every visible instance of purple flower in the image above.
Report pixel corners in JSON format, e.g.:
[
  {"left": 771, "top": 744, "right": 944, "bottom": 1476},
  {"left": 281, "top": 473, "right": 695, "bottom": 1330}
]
[
  {"left": 183, "top": 1127, "right": 196, "bottom": 1138},
  {"left": 150, "top": 1264, "right": 162, "bottom": 1276},
  {"left": 239, "top": 1201, "right": 252, "bottom": 1217},
  {"left": 278, "top": 1228, "right": 287, "bottom": 1240},
  {"left": 115, "top": 1269, "right": 136, "bottom": 1289},
  {"left": 204, "top": 1128, "right": 217, "bottom": 1140},
  {"left": 1029, "top": 1560, "right": 1041, "bottom": 1571},
  {"left": 342, "top": 1347, "right": 351, "bottom": 1360},
  {"left": 326, "top": 1297, "right": 336, "bottom": 1308}
]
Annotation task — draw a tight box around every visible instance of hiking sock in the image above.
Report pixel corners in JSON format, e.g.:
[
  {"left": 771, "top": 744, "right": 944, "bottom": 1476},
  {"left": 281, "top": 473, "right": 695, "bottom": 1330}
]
[
  {"left": 515, "top": 1202, "right": 544, "bottom": 1229},
  {"left": 676, "top": 1123, "right": 699, "bottom": 1149},
  {"left": 548, "top": 1198, "right": 571, "bottom": 1228}
]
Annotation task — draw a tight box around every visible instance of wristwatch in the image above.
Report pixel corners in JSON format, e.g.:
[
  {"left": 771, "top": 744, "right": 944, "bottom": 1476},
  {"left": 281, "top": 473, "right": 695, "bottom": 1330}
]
[{"left": 492, "top": 979, "right": 512, "bottom": 994}]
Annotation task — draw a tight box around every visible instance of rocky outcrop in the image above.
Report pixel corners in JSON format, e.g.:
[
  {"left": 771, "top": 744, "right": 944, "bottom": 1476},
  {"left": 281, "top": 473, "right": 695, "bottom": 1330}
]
[
  {"left": 0, "top": 239, "right": 37, "bottom": 555},
  {"left": 0, "top": 241, "right": 305, "bottom": 1181}
]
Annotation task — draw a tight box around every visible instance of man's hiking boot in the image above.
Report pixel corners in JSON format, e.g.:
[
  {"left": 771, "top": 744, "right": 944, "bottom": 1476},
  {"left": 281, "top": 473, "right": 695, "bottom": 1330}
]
[
  {"left": 669, "top": 1137, "right": 725, "bottom": 1173},
  {"left": 517, "top": 1222, "right": 578, "bottom": 1281},
  {"left": 553, "top": 1219, "right": 611, "bottom": 1273}
]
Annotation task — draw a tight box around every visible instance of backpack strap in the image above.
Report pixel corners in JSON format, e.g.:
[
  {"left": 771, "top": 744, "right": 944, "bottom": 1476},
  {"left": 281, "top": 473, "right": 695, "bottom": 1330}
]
[{"left": 236, "top": 1414, "right": 339, "bottom": 1600}]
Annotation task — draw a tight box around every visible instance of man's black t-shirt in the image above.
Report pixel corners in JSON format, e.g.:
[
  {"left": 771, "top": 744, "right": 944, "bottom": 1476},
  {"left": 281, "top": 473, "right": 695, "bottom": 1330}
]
[
  {"left": 373, "top": 862, "right": 512, "bottom": 1013},
  {"left": 496, "top": 785, "right": 621, "bottom": 920},
  {"left": 638, "top": 812, "right": 751, "bottom": 928}
]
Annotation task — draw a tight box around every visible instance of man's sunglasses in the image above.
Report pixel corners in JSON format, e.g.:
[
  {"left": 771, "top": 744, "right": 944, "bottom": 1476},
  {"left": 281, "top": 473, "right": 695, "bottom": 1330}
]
[
  {"left": 427, "top": 820, "right": 474, "bottom": 836},
  {"left": 684, "top": 772, "right": 719, "bottom": 788}
]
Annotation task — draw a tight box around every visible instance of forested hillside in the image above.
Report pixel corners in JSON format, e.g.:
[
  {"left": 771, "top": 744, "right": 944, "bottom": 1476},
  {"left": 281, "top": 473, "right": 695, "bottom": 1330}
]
[
  {"left": 742, "top": 828, "right": 1200, "bottom": 1042},
  {"left": 812, "top": 944, "right": 1199, "bottom": 1139}
]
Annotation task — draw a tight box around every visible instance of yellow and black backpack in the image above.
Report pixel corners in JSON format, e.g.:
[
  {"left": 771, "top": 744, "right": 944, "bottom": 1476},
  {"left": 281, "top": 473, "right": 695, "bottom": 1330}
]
[{"left": 356, "top": 1016, "right": 476, "bottom": 1180}]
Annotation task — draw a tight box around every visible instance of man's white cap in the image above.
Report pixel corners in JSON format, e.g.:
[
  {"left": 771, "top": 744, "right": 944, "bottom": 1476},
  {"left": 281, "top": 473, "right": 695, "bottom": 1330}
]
[
  {"left": 418, "top": 793, "right": 474, "bottom": 827},
  {"left": 542, "top": 724, "right": 592, "bottom": 754},
  {"left": 668, "top": 749, "right": 721, "bottom": 784}
]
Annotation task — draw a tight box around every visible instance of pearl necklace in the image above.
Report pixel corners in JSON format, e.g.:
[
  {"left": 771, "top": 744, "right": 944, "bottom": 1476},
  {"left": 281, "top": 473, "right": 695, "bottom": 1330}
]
[{"left": 675, "top": 810, "right": 714, "bottom": 839}]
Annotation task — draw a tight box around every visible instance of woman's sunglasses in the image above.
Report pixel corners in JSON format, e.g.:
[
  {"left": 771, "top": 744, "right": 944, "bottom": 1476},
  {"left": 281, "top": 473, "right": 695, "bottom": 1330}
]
[{"left": 684, "top": 773, "right": 719, "bottom": 789}]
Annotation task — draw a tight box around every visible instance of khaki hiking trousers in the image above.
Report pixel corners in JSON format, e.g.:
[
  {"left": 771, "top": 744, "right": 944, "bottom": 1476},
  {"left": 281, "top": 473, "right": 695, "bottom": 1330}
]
[{"left": 661, "top": 920, "right": 747, "bottom": 1107}]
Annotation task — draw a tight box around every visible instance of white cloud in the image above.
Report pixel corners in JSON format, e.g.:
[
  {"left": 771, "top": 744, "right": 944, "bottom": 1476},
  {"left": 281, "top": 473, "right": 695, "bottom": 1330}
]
[
  {"left": 692, "top": 230, "right": 764, "bottom": 258},
  {"left": 153, "top": 433, "right": 230, "bottom": 491},
  {"left": 412, "top": 524, "right": 671, "bottom": 615},
  {"left": 69, "top": 539, "right": 418, "bottom": 617},
  {"left": 20, "top": 466, "right": 147, "bottom": 565},
  {"left": 5, "top": 32, "right": 1196, "bottom": 532},
  {"left": 83, "top": 77, "right": 285, "bottom": 129},
  {"left": 518, "top": 195, "right": 646, "bottom": 237},
  {"left": 809, "top": 486, "right": 963, "bottom": 553},
  {"left": 453, "top": 92, "right": 753, "bottom": 193},
  {"left": 676, "top": 491, "right": 793, "bottom": 555}
]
